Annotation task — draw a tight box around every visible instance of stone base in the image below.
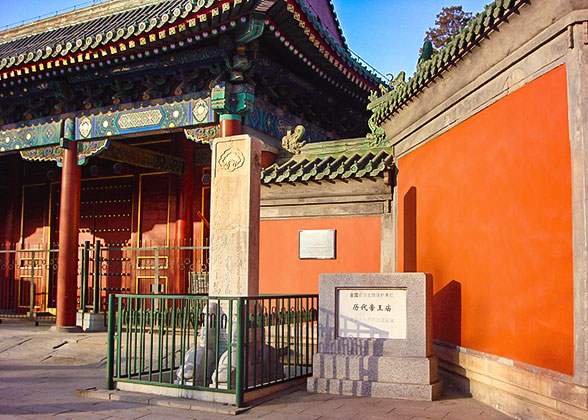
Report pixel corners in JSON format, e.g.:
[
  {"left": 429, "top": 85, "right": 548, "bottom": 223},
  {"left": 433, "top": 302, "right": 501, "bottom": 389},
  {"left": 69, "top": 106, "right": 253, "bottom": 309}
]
[
  {"left": 49, "top": 325, "right": 83, "bottom": 333},
  {"left": 307, "top": 377, "right": 443, "bottom": 401},
  {"left": 76, "top": 312, "right": 106, "bottom": 332},
  {"left": 313, "top": 354, "right": 439, "bottom": 384},
  {"left": 435, "top": 342, "right": 588, "bottom": 420},
  {"left": 309, "top": 353, "right": 442, "bottom": 401}
]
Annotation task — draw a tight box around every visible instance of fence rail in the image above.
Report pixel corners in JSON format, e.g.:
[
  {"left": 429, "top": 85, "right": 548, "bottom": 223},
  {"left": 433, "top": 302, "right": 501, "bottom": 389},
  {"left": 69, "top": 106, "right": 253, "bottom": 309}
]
[
  {"left": 0, "top": 242, "right": 210, "bottom": 320},
  {"left": 0, "top": 246, "right": 60, "bottom": 318},
  {"left": 107, "top": 293, "right": 318, "bottom": 407}
]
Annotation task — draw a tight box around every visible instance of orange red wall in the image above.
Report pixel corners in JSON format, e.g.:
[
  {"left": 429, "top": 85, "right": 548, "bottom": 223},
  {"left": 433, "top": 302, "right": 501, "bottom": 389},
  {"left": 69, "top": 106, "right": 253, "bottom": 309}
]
[
  {"left": 259, "top": 217, "right": 381, "bottom": 294},
  {"left": 397, "top": 65, "right": 574, "bottom": 375}
]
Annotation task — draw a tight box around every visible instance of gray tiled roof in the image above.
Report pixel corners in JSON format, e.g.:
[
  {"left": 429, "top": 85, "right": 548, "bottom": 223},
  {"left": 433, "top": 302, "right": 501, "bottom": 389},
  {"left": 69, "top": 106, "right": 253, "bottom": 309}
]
[{"left": 262, "top": 138, "right": 394, "bottom": 184}]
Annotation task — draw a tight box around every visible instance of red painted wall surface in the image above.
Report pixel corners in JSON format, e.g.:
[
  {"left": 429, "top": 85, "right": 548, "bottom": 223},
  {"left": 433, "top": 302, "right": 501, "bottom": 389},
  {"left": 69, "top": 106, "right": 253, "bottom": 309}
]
[
  {"left": 397, "top": 65, "right": 574, "bottom": 375},
  {"left": 260, "top": 217, "right": 381, "bottom": 294}
]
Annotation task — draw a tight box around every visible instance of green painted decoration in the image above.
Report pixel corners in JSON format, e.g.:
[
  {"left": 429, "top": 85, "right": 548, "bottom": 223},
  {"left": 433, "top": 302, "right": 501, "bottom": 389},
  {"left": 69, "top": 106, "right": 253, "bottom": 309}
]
[{"left": 0, "top": 121, "right": 62, "bottom": 152}]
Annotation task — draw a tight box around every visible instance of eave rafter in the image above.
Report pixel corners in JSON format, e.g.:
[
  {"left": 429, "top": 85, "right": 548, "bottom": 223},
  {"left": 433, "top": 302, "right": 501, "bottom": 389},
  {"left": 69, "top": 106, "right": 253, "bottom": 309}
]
[
  {"left": 0, "top": 0, "right": 257, "bottom": 83},
  {"left": 277, "top": 0, "right": 380, "bottom": 90}
]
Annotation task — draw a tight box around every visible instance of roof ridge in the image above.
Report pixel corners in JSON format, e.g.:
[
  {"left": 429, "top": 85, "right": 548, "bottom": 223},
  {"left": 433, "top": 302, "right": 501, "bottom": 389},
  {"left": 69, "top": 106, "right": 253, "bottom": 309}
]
[
  {"left": 367, "top": 0, "right": 528, "bottom": 127},
  {"left": 0, "top": 0, "right": 176, "bottom": 45}
]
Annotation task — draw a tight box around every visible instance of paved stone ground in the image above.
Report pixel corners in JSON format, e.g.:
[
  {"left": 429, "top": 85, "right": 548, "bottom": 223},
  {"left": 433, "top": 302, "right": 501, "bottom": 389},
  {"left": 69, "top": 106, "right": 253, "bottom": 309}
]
[{"left": 0, "top": 320, "right": 513, "bottom": 420}]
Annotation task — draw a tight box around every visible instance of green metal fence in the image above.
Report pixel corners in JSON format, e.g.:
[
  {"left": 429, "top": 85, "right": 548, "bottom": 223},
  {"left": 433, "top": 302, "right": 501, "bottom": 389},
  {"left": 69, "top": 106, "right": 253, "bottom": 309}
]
[{"left": 106, "top": 293, "right": 318, "bottom": 407}]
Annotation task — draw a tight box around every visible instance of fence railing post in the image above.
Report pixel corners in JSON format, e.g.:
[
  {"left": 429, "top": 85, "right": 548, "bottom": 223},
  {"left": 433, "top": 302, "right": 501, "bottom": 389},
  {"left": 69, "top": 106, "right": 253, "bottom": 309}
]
[
  {"left": 154, "top": 248, "right": 160, "bottom": 294},
  {"left": 235, "top": 297, "right": 244, "bottom": 407},
  {"left": 106, "top": 293, "right": 116, "bottom": 390},
  {"left": 93, "top": 240, "right": 101, "bottom": 314},
  {"left": 80, "top": 241, "right": 90, "bottom": 312},
  {"left": 29, "top": 250, "right": 35, "bottom": 321}
]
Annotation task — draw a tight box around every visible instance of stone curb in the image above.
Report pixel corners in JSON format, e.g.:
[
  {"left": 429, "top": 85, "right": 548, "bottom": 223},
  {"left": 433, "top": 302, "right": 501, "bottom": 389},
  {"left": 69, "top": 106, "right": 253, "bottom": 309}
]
[{"left": 76, "top": 388, "right": 250, "bottom": 416}]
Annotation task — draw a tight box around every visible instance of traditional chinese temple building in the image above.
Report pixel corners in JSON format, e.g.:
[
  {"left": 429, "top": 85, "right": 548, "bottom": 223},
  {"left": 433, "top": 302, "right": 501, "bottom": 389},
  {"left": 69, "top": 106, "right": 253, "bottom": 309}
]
[
  {"left": 1, "top": 0, "right": 587, "bottom": 418},
  {"left": 0, "top": 0, "right": 383, "bottom": 323}
]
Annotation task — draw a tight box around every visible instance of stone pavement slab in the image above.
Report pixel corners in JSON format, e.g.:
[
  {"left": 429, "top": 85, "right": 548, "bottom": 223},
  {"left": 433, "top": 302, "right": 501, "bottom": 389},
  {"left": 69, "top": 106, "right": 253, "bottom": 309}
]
[{"left": 0, "top": 321, "right": 513, "bottom": 420}]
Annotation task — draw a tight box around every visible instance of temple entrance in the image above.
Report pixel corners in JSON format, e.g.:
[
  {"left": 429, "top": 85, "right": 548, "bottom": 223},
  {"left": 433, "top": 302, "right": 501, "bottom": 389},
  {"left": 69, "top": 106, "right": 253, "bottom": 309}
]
[
  {"left": 49, "top": 176, "right": 135, "bottom": 312},
  {"left": 0, "top": 132, "right": 213, "bottom": 318}
]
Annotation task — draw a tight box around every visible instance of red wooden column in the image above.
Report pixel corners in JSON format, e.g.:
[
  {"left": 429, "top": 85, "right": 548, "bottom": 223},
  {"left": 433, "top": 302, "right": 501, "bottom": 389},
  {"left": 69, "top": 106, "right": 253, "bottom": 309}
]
[
  {"left": 1, "top": 156, "right": 21, "bottom": 311},
  {"left": 53, "top": 133, "right": 81, "bottom": 330},
  {"left": 220, "top": 114, "right": 242, "bottom": 137},
  {"left": 174, "top": 138, "right": 195, "bottom": 294}
]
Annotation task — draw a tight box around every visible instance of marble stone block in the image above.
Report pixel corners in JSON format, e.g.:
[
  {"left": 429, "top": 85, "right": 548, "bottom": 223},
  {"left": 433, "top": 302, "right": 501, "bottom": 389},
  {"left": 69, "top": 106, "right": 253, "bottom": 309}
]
[
  {"left": 209, "top": 135, "right": 261, "bottom": 297},
  {"left": 307, "top": 377, "right": 443, "bottom": 401},
  {"left": 313, "top": 353, "right": 438, "bottom": 384},
  {"left": 307, "top": 273, "right": 442, "bottom": 400},
  {"left": 76, "top": 312, "right": 106, "bottom": 332}
]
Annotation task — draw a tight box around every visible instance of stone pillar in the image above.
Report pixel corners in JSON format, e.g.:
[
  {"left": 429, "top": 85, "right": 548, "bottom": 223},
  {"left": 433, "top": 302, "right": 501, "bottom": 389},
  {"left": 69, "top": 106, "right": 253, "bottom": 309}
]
[
  {"left": 175, "top": 138, "right": 195, "bottom": 294},
  {"left": 209, "top": 135, "right": 261, "bottom": 296},
  {"left": 1, "top": 156, "right": 21, "bottom": 311},
  {"left": 53, "top": 126, "right": 82, "bottom": 331}
]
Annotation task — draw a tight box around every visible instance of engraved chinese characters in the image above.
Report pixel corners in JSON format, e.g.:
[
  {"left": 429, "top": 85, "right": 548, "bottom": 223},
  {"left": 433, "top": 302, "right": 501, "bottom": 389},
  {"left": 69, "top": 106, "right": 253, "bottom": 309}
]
[{"left": 337, "top": 288, "right": 407, "bottom": 339}]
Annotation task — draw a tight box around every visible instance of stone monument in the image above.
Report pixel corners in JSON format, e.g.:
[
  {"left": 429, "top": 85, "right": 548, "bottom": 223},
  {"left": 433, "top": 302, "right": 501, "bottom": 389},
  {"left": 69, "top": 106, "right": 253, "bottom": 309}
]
[
  {"left": 307, "top": 273, "right": 442, "bottom": 400},
  {"left": 209, "top": 134, "right": 261, "bottom": 296},
  {"left": 207, "top": 134, "right": 263, "bottom": 392}
]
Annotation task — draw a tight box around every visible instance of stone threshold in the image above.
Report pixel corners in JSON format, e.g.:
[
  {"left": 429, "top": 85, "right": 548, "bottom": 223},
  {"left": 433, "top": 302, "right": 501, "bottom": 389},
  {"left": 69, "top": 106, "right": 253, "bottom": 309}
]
[{"left": 76, "top": 387, "right": 250, "bottom": 416}]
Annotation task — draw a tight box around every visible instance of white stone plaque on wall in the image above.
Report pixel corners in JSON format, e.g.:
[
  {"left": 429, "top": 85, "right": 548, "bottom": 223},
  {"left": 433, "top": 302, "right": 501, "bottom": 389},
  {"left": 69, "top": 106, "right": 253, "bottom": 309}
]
[
  {"left": 337, "top": 288, "right": 407, "bottom": 339},
  {"left": 299, "top": 229, "right": 336, "bottom": 259}
]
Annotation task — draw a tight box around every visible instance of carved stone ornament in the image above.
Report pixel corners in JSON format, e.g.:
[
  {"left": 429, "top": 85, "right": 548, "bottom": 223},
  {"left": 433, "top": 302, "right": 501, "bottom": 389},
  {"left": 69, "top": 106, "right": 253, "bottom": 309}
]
[
  {"left": 282, "top": 125, "right": 306, "bottom": 154},
  {"left": 218, "top": 146, "right": 245, "bottom": 172}
]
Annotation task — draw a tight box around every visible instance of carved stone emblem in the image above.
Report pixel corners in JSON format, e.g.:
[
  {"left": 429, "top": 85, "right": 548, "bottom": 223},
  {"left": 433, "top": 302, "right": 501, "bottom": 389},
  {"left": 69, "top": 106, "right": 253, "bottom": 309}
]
[{"left": 218, "top": 146, "right": 244, "bottom": 172}]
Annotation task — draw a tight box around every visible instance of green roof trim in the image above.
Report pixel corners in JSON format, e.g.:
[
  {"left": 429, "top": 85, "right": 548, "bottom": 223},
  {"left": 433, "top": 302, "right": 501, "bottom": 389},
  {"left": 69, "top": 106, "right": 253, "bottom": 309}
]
[
  {"left": 262, "top": 137, "right": 394, "bottom": 184},
  {"left": 367, "top": 0, "right": 528, "bottom": 127}
]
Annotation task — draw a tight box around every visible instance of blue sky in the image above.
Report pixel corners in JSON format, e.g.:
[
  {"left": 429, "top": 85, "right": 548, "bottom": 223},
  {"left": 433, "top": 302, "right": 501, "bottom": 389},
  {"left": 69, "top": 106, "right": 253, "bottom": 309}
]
[
  {"left": 334, "top": 0, "right": 490, "bottom": 78},
  {"left": 0, "top": 0, "right": 490, "bottom": 79}
]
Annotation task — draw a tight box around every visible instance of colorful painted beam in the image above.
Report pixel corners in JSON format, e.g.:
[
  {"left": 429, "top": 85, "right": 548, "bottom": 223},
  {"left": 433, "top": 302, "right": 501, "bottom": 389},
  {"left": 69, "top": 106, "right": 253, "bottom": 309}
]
[
  {"left": 0, "top": 121, "right": 62, "bottom": 153},
  {"left": 0, "top": 94, "right": 216, "bottom": 154},
  {"left": 0, "top": 89, "right": 333, "bottom": 157},
  {"left": 76, "top": 97, "right": 215, "bottom": 140},
  {"left": 20, "top": 139, "right": 109, "bottom": 166}
]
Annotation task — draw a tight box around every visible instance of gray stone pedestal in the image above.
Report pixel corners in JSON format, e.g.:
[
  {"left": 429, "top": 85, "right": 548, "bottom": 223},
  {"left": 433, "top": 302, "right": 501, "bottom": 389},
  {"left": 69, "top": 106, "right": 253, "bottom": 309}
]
[
  {"left": 307, "top": 273, "right": 442, "bottom": 401},
  {"left": 76, "top": 312, "right": 106, "bottom": 332}
]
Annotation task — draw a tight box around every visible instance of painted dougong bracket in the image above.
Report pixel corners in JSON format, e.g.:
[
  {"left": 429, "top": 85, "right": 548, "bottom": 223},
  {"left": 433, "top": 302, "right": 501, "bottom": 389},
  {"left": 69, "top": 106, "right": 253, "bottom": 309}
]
[{"left": 211, "top": 82, "right": 255, "bottom": 117}]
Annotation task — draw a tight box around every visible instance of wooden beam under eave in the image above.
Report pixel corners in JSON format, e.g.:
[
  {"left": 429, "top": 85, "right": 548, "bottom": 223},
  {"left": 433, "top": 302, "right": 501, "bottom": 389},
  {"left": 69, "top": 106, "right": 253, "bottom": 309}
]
[{"left": 99, "top": 140, "right": 184, "bottom": 174}]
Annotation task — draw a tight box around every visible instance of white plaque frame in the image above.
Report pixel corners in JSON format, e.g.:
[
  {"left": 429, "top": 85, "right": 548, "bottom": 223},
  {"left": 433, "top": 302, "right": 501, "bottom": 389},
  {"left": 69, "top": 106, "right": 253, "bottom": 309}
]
[
  {"left": 299, "top": 229, "right": 336, "bottom": 259},
  {"left": 337, "top": 288, "right": 407, "bottom": 339}
]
